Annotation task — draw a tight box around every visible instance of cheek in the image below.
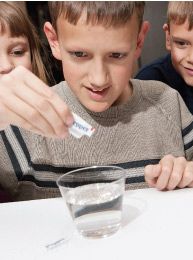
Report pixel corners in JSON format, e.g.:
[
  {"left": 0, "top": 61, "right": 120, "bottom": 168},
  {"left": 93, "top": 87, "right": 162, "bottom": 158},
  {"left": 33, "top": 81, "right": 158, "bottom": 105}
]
[
  {"left": 111, "top": 65, "right": 133, "bottom": 84},
  {"left": 171, "top": 48, "right": 185, "bottom": 64},
  {"left": 15, "top": 54, "right": 32, "bottom": 70},
  {"left": 62, "top": 62, "right": 82, "bottom": 85},
  {"left": 25, "top": 60, "right": 32, "bottom": 71},
  {"left": 23, "top": 61, "right": 32, "bottom": 71}
]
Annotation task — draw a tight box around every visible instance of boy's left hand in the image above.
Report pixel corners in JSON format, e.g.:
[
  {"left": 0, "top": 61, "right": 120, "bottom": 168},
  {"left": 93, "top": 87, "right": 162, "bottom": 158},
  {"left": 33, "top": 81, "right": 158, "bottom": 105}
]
[{"left": 144, "top": 155, "right": 193, "bottom": 190}]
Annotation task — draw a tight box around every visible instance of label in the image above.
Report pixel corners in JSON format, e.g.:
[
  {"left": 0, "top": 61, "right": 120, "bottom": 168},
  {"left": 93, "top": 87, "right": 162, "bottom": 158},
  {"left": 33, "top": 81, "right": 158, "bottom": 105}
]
[{"left": 69, "top": 113, "right": 95, "bottom": 138}]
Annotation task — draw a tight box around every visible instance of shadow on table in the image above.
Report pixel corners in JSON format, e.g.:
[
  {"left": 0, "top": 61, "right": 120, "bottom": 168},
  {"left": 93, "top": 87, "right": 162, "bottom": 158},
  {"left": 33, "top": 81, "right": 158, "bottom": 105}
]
[{"left": 121, "top": 196, "right": 147, "bottom": 228}]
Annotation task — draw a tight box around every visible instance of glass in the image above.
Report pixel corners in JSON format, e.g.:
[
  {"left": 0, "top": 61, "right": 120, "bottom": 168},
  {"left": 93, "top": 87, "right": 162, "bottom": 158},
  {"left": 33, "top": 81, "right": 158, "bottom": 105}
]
[{"left": 57, "top": 166, "right": 125, "bottom": 239}]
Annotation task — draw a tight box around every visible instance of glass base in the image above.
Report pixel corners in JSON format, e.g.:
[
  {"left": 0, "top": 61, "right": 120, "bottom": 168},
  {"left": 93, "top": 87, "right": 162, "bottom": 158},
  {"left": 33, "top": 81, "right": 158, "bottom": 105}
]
[{"left": 78, "top": 223, "right": 121, "bottom": 239}]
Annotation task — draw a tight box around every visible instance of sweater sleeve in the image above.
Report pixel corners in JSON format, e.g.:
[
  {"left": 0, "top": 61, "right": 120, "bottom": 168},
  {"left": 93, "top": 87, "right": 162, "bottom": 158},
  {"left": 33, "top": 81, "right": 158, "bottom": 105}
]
[
  {"left": 135, "top": 79, "right": 193, "bottom": 161},
  {"left": 178, "top": 92, "right": 193, "bottom": 161},
  {"left": 0, "top": 130, "right": 19, "bottom": 196}
]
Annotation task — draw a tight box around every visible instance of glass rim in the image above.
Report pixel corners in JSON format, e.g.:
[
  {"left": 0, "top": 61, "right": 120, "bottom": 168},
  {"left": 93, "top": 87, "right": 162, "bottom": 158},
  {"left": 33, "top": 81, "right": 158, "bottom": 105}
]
[{"left": 56, "top": 165, "right": 125, "bottom": 187}]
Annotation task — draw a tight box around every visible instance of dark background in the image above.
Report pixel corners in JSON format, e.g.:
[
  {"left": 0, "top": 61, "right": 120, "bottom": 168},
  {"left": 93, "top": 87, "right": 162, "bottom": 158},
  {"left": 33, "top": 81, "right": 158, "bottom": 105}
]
[{"left": 26, "top": 1, "right": 63, "bottom": 85}]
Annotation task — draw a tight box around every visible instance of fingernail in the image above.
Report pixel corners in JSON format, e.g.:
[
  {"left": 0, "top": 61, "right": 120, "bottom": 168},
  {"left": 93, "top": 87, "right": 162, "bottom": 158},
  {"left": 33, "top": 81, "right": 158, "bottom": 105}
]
[{"left": 66, "top": 116, "right": 74, "bottom": 126}]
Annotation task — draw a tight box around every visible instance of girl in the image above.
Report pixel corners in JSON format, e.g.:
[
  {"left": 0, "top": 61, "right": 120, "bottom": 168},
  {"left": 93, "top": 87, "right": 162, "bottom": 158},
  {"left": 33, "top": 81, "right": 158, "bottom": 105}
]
[
  {"left": 0, "top": 2, "right": 50, "bottom": 202},
  {"left": 0, "top": 1, "right": 49, "bottom": 82}
]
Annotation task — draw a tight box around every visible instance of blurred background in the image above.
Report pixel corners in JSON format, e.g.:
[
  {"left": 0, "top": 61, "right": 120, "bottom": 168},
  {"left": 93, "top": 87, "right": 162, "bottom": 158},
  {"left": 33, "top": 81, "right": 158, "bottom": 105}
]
[
  {"left": 13, "top": 1, "right": 168, "bottom": 84},
  {"left": 141, "top": 1, "right": 168, "bottom": 68}
]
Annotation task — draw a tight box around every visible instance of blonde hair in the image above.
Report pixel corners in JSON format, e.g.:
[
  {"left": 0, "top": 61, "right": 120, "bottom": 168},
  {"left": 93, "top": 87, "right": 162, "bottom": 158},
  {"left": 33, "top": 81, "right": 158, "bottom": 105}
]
[
  {"left": 0, "top": 1, "right": 48, "bottom": 83},
  {"left": 167, "top": 1, "right": 193, "bottom": 30},
  {"left": 48, "top": 1, "right": 145, "bottom": 31}
]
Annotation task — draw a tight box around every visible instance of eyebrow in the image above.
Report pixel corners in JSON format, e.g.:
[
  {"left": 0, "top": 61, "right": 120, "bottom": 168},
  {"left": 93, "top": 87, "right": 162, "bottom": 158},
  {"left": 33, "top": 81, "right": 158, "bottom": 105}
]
[
  {"left": 171, "top": 36, "right": 189, "bottom": 43},
  {"left": 8, "top": 40, "right": 28, "bottom": 48}
]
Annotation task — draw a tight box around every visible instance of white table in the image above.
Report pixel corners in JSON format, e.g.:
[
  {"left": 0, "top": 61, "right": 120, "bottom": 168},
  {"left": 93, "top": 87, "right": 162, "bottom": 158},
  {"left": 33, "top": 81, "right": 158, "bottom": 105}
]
[{"left": 1, "top": 188, "right": 193, "bottom": 260}]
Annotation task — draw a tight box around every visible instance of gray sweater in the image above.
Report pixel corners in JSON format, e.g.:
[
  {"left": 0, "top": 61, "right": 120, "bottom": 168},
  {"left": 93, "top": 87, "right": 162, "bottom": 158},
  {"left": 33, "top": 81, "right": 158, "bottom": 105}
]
[{"left": 1, "top": 79, "right": 193, "bottom": 201}]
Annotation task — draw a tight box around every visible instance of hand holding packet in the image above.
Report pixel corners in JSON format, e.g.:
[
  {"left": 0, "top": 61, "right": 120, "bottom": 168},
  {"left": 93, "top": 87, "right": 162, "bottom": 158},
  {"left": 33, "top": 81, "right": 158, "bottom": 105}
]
[{"left": 69, "top": 113, "right": 95, "bottom": 138}]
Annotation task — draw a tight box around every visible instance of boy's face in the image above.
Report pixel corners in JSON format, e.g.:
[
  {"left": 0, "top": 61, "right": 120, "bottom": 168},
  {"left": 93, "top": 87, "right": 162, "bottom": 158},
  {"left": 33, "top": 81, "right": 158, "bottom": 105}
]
[
  {"left": 45, "top": 13, "right": 148, "bottom": 112},
  {"left": 164, "top": 20, "right": 193, "bottom": 87}
]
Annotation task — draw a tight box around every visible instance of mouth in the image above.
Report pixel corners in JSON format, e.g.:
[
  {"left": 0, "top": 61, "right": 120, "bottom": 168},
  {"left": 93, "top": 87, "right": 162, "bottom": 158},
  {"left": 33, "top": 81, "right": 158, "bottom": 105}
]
[
  {"left": 85, "top": 86, "right": 109, "bottom": 100},
  {"left": 184, "top": 66, "right": 193, "bottom": 75}
]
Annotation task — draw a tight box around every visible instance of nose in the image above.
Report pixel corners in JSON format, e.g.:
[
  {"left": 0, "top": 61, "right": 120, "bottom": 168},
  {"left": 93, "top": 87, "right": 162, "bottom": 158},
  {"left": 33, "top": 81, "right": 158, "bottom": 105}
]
[
  {"left": 0, "top": 55, "right": 14, "bottom": 75},
  {"left": 88, "top": 58, "right": 109, "bottom": 88}
]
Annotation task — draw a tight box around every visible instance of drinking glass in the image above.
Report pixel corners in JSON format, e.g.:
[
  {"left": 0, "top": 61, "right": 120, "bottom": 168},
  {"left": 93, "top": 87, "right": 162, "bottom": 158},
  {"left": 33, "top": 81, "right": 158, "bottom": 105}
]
[{"left": 57, "top": 165, "right": 125, "bottom": 239}]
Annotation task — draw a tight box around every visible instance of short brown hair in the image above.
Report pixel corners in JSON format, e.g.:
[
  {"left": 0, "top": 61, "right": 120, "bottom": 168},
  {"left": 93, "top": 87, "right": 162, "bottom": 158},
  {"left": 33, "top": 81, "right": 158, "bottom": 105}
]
[
  {"left": 48, "top": 1, "right": 145, "bottom": 31},
  {"left": 167, "top": 1, "right": 193, "bottom": 30},
  {"left": 0, "top": 1, "right": 48, "bottom": 83}
]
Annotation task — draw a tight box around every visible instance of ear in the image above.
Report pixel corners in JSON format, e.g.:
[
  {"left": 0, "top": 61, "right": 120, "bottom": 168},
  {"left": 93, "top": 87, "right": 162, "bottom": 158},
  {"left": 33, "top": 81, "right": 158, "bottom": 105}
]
[
  {"left": 135, "top": 21, "right": 150, "bottom": 59},
  {"left": 44, "top": 22, "right": 62, "bottom": 61},
  {"left": 163, "top": 23, "right": 171, "bottom": 51}
]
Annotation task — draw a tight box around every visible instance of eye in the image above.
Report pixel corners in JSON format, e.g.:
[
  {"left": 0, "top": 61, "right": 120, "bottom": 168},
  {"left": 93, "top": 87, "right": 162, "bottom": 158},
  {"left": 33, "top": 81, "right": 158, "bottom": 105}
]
[
  {"left": 176, "top": 41, "right": 186, "bottom": 45},
  {"left": 173, "top": 40, "right": 189, "bottom": 48},
  {"left": 110, "top": 53, "right": 127, "bottom": 59},
  {"left": 11, "top": 48, "right": 25, "bottom": 56},
  {"left": 70, "top": 51, "right": 88, "bottom": 58}
]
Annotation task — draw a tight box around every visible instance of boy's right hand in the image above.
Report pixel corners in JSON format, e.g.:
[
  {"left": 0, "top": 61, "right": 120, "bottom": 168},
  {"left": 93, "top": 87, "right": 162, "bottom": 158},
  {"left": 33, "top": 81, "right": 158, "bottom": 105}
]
[{"left": 0, "top": 66, "right": 74, "bottom": 138}]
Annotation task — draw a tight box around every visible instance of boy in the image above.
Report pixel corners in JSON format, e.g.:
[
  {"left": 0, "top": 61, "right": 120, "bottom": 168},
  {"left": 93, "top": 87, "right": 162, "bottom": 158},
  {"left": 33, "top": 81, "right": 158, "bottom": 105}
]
[
  {"left": 136, "top": 2, "right": 193, "bottom": 114},
  {"left": 0, "top": 1, "right": 193, "bottom": 201}
]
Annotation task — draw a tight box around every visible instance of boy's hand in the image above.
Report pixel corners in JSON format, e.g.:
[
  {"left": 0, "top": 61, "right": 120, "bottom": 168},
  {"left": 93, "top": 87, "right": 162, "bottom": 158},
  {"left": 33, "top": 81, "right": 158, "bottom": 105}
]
[
  {"left": 0, "top": 66, "right": 73, "bottom": 138},
  {"left": 144, "top": 155, "right": 193, "bottom": 190}
]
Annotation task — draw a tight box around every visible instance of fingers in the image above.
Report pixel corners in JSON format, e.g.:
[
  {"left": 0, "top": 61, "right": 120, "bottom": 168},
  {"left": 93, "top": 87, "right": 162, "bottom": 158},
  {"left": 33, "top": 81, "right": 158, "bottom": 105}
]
[
  {"left": 145, "top": 155, "right": 193, "bottom": 191},
  {"left": 145, "top": 155, "right": 175, "bottom": 190},
  {"left": 167, "top": 157, "right": 185, "bottom": 190},
  {"left": 15, "top": 66, "right": 54, "bottom": 97},
  {"left": 144, "top": 164, "right": 161, "bottom": 188},
  {"left": 178, "top": 161, "right": 193, "bottom": 188},
  {"left": 20, "top": 67, "right": 74, "bottom": 126},
  {"left": 2, "top": 93, "right": 55, "bottom": 135},
  {"left": 0, "top": 66, "right": 74, "bottom": 138},
  {"left": 0, "top": 105, "right": 44, "bottom": 136},
  {"left": 13, "top": 83, "right": 69, "bottom": 137},
  {"left": 155, "top": 155, "right": 175, "bottom": 190},
  {"left": 161, "top": 156, "right": 193, "bottom": 190}
]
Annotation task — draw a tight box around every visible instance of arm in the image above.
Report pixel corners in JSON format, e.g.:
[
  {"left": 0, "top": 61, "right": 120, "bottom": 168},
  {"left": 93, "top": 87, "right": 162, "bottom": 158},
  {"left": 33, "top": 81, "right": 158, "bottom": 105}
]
[
  {"left": 0, "top": 66, "right": 73, "bottom": 138},
  {"left": 144, "top": 92, "right": 193, "bottom": 191}
]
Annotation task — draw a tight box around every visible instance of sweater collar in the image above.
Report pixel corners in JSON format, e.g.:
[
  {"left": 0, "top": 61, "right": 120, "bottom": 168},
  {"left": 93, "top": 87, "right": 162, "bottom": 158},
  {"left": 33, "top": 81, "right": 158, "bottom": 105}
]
[{"left": 63, "top": 79, "right": 141, "bottom": 119}]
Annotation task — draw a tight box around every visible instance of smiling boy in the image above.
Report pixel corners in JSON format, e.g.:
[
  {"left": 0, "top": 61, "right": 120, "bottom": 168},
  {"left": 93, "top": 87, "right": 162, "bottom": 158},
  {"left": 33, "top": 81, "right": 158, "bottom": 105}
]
[
  {"left": 136, "top": 2, "right": 193, "bottom": 114},
  {"left": 0, "top": 2, "right": 193, "bottom": 201}
]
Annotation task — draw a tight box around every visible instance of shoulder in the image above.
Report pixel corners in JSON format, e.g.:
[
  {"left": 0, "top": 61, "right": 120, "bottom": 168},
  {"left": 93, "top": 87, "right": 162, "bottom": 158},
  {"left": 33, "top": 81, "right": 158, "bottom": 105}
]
[
  {"left": 131, "top": 79, "right": 183, "bottom": 113},
  {"left": 132, "top": 78, "right": 178, "bottom": 99},
  {"left": 132, "top": 79, "right": 193, "bottom": 134},
  {"left": 52, "top": 81, "right": 67, "bottom": 93},
  {"left": 135, "top": 54, "right": 171, "bottom": 80},
  {"left": 51, "top": 81, "right": 69, "bottom": 100}
]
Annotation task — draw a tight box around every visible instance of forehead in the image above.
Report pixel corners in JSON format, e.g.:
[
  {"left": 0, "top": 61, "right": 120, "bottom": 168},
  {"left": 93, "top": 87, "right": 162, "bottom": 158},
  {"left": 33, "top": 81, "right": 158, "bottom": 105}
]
[
  {"left": 170, "top": 19, "right": 193, "bottom": 33},
  {"left": 56, "top": 12, "right": 139, "bottom": 41},
  {"left": 0, "top": 20, "right": 25, "bottom": 39},
  {"left": 0, "top": 23, "right": 29, "bottom": 45}
]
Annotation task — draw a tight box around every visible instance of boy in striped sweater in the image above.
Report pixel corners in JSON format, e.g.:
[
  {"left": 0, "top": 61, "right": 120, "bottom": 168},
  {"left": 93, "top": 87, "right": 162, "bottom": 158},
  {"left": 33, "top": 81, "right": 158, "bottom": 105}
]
[{"left": 0, "top": 2, "right": 193, "bottom": 201}]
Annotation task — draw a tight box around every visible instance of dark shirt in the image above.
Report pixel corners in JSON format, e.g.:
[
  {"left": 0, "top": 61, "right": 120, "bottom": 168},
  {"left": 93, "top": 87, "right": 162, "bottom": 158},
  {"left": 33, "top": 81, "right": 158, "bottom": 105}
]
[
  {"left": 135, "top": 54, "right": 193, "bottom": 114},
  {"left": 0, "top": 189, "right": 12, "bottom": 203}
]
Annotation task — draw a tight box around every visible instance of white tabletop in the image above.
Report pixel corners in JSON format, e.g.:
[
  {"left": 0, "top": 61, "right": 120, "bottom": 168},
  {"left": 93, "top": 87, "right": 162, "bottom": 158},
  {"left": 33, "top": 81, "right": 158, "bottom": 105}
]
[{"left": 1, "top": 188, "right": 193, "bottom": 260}]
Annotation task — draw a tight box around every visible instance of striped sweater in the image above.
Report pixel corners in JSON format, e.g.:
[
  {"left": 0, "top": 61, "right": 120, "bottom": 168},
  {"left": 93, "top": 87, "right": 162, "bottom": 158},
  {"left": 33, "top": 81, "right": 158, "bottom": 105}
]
[{"left": 1, "top": 79, "right": 193, "bottom": 201}]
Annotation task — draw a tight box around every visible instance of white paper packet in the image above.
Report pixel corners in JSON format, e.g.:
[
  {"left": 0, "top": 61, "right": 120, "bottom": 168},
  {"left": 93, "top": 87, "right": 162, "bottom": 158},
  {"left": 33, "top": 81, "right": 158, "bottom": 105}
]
[{"left": 69, "top": 113, "right": 95, "bottom": 138}]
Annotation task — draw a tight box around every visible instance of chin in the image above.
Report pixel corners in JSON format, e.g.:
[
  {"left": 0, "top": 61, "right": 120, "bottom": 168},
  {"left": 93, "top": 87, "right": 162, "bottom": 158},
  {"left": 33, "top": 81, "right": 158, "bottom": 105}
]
[
  {"left": 86, "top": 104, "right": 110, "bottom": 113},
  {"left": 184, "top": 78, "right": 193, "bottom": 87},
  {"left": 89, "top": 107, "right": 108, "bottom": 113}
]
